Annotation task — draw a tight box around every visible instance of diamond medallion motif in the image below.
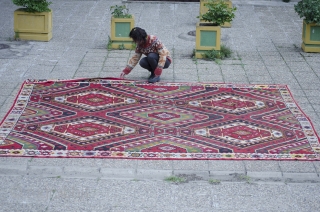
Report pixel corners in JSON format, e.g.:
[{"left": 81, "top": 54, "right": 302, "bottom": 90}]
[
  {"left": 40, "top": 117, "right": 132, "bottom": 145},
  {"left": 189, "top": 93, "right": 266, "bottom": 114},
  {"left": 54, "top": 90, "right": 136, "bottom": 111},
  {"left": 195, "top": 120, "right": 283, "bottom": 148},
  {"left": 148, "top": 111, "right": 181, "bottom": 121},
  {"left": 120, "top": 105, "right": 210, "bottom": 127}
]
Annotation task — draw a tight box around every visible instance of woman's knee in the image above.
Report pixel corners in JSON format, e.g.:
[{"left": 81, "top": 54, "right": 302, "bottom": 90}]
[
  {"left": 147, "top": 53, "right": 159, "bottom": 61},
  {"left": 139, "top": 57, "right": 149, "bottom": 68}
]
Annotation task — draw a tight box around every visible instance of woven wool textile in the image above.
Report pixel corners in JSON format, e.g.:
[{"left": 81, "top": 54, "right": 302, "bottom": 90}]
[{"left": 0, "top": 78, "right": 319, "bottom": 160}]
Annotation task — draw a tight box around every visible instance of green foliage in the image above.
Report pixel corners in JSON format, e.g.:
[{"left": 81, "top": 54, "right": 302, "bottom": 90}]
[
  {"left": 294, "top": 0, "right": 320, "bottom": 24},
  {"left": 110, "top": 5, "right": 132, "bottom": 18},
  {"left": 238, "top": 175, "right": 251, "bottom": 183},
  {"left": 132, "top": 42, "right": 136, "bottom": 49},
  {"left": 203, "top": 49, "right": 221, "bottom": 60},
  {"left": 107, "top": 36, "right": 112, "bottom": 50},
  {"left": 191, "top": 49, "right": 198, "bottom": 64},
  {"left": 12, "top": 0, "right": 52, "bottom": 12},
  {"left": 198, "top": 0, "right": 237, "bottom": 26},
  {"left": 164, "top": 176, "right": 186, "bottom": 184},
  {"left": 220, "top": 45, "right": 232, "bottom": 57},
  {"left": 118, "top": 44, "right": 125, "bottom": 50},
  {"left": 14, "top": 31, "right": 20, "bottom": 40},
  {"left": 202, "top": 45, "right": 233, "bottom": 62},
  {"left": 208, "top": 179, "right": 221, "bottom": 184}
]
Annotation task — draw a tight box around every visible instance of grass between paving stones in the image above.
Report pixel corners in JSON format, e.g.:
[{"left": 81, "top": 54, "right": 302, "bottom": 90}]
[
  {"left": 208, "top": 179, "right": 221, "bottom": 185},
  {"left": 238, "top": 174, "right": 252, "bottom": 183},
  {"left": 202, "top": 45, "right": 233, "bottom": 62},
  {"left": 192, "top": 45, "right": 233, "bottom": 64},
  {"left": 106, "top": 36, "right": 136, "bottom": 50},
  {"left": 164, "top": 176, "right": 187, "bottom": 184},
  {"left": 107, "top": 36, "right": 112, "bottom": 50},
  {"left": 164, "top": 174, "right": 204, "bottom": 184}
]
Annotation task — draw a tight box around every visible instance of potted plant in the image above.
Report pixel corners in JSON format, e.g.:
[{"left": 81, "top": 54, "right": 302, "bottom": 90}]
[
  {"left": 109, "top": 5, "right": 135, "bottom": 50},
  {"left": 294, "top": 0, "right": 320, "bottom": 52},
  {"left": 195, "top": 0, "right": 236, "bottom": 59},
  {"left": 199, "top": 0, "right": 233, "bottom": 27},
  {"left": 13, "top": 0, "right": 52, "bottom": 41}
]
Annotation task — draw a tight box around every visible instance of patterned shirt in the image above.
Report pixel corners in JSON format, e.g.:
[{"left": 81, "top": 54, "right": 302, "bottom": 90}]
[{"left": 127, "top": 35, "right": 172, "bottom": 70}]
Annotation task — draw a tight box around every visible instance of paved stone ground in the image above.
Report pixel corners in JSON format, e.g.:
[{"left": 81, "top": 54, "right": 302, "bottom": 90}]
[{"left": 0, "top": 0, "right": 320, "bottom": 211}]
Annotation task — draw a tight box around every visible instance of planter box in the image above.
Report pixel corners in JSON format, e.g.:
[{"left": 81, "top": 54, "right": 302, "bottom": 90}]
[
  {"left": 195, "top": 22, "right": 221, "bottom": 59},
  {"left": 199, "top": 0, "right": 232, "bottom": 28},
  {"left": 110, "top": 16, "right": 135, "bottom": 50},
  {"left": 14, "top": 9, "right": 52, "bottom": 41},
  {"left": 301, "top": 20, "right": 320, "bottom": 53}
]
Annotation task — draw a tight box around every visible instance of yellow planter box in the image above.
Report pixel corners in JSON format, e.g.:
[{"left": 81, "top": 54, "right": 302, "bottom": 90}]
[
  {"left": 199, "top": 0, "right": 232, "bottom": 28},
  {"left": 110, "top": 16, "right": 135, "bottom": 50},
  {"left": 195, "top": 22, "right": 221, "bottom": 59},
  {"left": 14, "top": 9, "right": 52, "bottom": 41},
  {"left": 301, "top": 20, "right": 320, "bottom": 53}
]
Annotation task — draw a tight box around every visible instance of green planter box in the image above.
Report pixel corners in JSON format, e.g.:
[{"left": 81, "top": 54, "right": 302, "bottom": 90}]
[
  {"left": 199, "top": 0, "right": 232, "bottom": 28},
  {"left": 301, "top": 20, "right": 320, "bottom": 53},
  {"left": 195, "top": 22, "right": 221, "bottom": 59},
  {"left": 14, "top": 9, "right": 52, "bottom": 41},
  {"left": 110, "top": 16, "right": 135, "bottom": 50}
]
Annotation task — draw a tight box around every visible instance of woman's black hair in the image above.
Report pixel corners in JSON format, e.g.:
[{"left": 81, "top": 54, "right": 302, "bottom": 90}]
[{"left": 129, "top": 27, "right": 147, "bottom": 44}]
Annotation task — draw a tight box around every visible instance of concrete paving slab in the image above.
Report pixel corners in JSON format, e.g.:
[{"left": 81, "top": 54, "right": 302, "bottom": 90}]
[
  {"left": 244, "top": 161, "right": 281, "bottom": 172},
  {"left": 172, "top": 160, "right": 209, "bottom": 171},
  {"left": 279, "top": 161, "right": 317, "bottom": 173},
  {"left": 0, "top": 164, "right": 27, "bottom": 176},
  {"left": 247, "top": 171, "right": 283, "bottom": 179},
  {"left": 137, "top": 160, "right": 173, "bottom": 170},
  {"left": 95, "top": 158, "right": 138, "bottom": 168},
  {"left": 199, "top": 74, "right": 224, "bottom": 82},
  {"left": 136, "top": 169, "right": 173, "bottom": 180},
  {"left": 100, "top": 168, "right": 136, "bottom": 179},
  {"left": 174, "top": 184, "right": 212, "bottom": 208},
  {"left": 27, "top": 165, "right": 64, "bottom": 177},
  {"left": 63, "top": 166, "right": 101, "bottom": 178},
  {"left": 209, "top": 160, "right": 245, "bottom": 171},
  {"left": 282, "top": 172, "right": 319, "bottom": 181}
]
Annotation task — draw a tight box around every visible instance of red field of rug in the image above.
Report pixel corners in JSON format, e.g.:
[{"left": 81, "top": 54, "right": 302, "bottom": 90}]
[{"left": 0, "top": 78, "right": 319, "bottom": 160}]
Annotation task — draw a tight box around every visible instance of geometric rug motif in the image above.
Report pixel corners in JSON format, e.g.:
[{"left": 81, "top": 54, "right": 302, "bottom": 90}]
[{"left": 0, "top": 78, "right": 319, "bottom": 160}]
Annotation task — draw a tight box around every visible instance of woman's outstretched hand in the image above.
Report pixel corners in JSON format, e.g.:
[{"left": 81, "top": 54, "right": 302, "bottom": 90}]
[
  {"left": 120, "top": 72, "right": 126, "bottom": 79},
  {"left": 120, "top": 67, "right": 131, "bottom": 79}
]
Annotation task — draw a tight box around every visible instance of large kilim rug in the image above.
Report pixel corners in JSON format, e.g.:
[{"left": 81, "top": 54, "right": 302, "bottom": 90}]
[{"left": 0, "top": 78, "right": 319, "bottom": 160}]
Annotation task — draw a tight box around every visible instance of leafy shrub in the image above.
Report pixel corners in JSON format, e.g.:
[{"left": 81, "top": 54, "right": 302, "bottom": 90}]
[
  {"left": 220, "top": 45, "right": 232, "bottom": 58},
  {"left": 110, "top": 5, "right": 132, "bottom": 18},
  {"left": 12, "top": 0, "right": 52, "bottom": 12},
  {"left": 198, "top": 0, "right": 236, "bottom": 26},
  {"left": 294, "top": 0, "right": 320, "bottom": 24}
]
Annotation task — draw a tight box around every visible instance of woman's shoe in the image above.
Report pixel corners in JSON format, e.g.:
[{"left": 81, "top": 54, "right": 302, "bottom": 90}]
[
  {"left": 148, "top": 76, "right": 160, "bottom": 83},
  {"left": 148, "top": 72, "right": 155, "bottom": 80}
]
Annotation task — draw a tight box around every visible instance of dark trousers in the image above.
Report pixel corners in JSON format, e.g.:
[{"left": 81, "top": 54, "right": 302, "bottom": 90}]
[{"left": 139, "top": 53, "right": 171, "bottom": 72}]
